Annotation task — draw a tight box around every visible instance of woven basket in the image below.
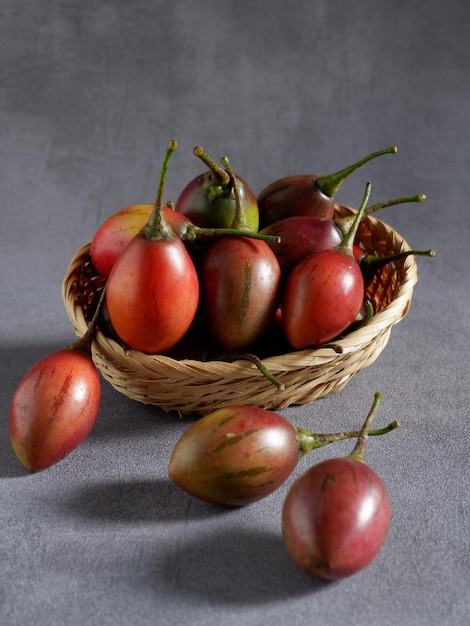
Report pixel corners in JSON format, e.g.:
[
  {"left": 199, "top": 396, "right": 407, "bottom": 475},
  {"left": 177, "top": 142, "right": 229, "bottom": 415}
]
[{"left": 62, "top": 206, "right": 417, "bottom": 415}]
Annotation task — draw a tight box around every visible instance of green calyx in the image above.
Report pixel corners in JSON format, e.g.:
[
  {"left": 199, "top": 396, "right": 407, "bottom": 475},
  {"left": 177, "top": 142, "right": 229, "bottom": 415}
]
[{"left": 195, "top": 146, "right": 232, "bottom": 201}]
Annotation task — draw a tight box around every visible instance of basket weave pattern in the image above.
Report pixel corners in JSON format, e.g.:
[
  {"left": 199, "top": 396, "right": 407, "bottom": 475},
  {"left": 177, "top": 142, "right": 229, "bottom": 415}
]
[{"left": 62, "top": 206, "right": 417, "bottom": 415}]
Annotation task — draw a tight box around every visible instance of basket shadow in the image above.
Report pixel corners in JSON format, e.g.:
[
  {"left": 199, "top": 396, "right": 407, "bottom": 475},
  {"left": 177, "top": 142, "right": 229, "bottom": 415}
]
[
  {"left": 158, "top": 526, "right": 331, "bottom": 604},
  {"left": 58, "top": 477, "right": 234, "bottom": 523},
  {"left": 88, "top": 385, "right": 200, "bottom": 440}
]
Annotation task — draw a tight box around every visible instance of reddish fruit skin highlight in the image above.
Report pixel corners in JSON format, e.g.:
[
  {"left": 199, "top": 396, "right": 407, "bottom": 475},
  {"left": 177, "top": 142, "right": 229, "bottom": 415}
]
[
  {"left": 282, "top": 456, "right": 391, "bottom": 579},
  {"left": 282, "top": 249, "right": 364, "bottom": 347},
  {"left": 200, "top": 236, "right": 281, "bottom": 351},
  {"left": 8, "top": 349, "right": 101, "bottom": 472},
  {"left": 106, "top": 232, "right": 200, "bottom": 354},
  {"left": 90, "top": 203, "right": 192, "bottom": 277},
  {"left": 168, "top": 406, "right": 300, "bottom": 506}
]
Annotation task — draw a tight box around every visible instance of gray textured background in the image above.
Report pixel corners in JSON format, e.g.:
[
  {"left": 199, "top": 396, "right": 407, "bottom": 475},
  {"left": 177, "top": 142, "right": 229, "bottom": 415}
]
[{"left": 1, "top": 2, "right": 469, "bottom": 625}]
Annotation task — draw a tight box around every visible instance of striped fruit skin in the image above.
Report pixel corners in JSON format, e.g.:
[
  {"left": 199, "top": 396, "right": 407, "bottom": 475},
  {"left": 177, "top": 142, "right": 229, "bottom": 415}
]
[
  {"left": 168, "top": 406, "right": 300, "bottom": 506},
  {"left": 200, "top": 237, "right": 281, "bottom": 352},
  {"left": 9, "top": 348, "right": 101, "bottom": 472}
]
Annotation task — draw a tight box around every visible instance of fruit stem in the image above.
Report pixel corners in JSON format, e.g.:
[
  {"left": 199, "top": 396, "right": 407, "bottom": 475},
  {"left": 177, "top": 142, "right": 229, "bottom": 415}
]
[
  {"left": 336, "top": 181, "right": 371, "bottom": 256},
  {"left": 221, "top": 156, "right": 251, "bottom": 232},
  {"left": 314, "top": 146, "right": 397, "bottom": 199},
  {"left": 68, "top": 285, "right": 107, "bottom": 356},
  {"left": 366, "top": 193, "right": 426, "bottom": 217},
  {"left": 321, "top": 343, "right": 344, "bottom": 354},
  {"left": 194, "top": 146, "right": 231, "bottom": 186},
  {"left": 347, "top": 300, "right": 375, "bottom": 332},
  {"left": 360, "top": 248, "right": 436, "bottom": 283},
  {"left": 208, "top": 351, "right": 285, "bottom": 390},
  {"left": 142, "top": 139, "right": 178, "bottom": 241},
  {"left": 349, "top": 391, "right": 383, "bottom": 462},
  {"left": 335, "top": 193, "right": 426, "bottom": 237},
  {"left": 297, "top": 415, "right": 399, "bottom": 458},
  {"left": 180, "top": 224, "right": 280, "bottom": 245}
]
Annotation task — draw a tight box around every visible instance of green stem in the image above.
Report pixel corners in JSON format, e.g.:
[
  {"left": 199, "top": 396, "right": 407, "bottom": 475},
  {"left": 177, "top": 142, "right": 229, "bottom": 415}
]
[
  {"left": 220, "top": 156, "right": 250, "bottom": 231},
  {"left": 366, "top": 193, "right": 426, "bottom": 217},
  {"left": 320, "top": 342, "right": 344, "bottom": 354},
  {"left": 180, "top": 224, "right": 280, "bottom": 245},
  {"left": 297, "top": 416, "right": 399, "bottom": 458},
  {"left": 314, "top": 146, "right": 397, "bottom": 198},
  {"left": 361, "top": 248, "right": 436, "bottom": 282},
  {"left": 142, "top": 139, "right": 177, "bottom": 241},
  {"left": 349, "top": 391, "right": 383, "bottom": 462},
  {"left": 194, "top": 146, "right": 231, "bottom": 185},
  {"left": 336, "top": 181, "right": 371, "bottom": 255},
  {"left": 335, "top": 193, "right": 426, "bottom": 237},
  {"left": 208, "top": 351, "right": 285, "bottom": 390},
  {"left": 68, "top": 284, "right": 107, "bottom": 356},
  {"left": 347, "top": 300, "right": 375, "bottom": 331}
]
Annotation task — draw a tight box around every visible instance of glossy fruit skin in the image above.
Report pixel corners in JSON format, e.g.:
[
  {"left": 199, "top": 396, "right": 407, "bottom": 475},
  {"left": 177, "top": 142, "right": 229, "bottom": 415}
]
[
  {"left": 168, "top": 406, "right": 301, "bottom": 506},
  {"left": 90, "top": 203, "right": 192, "bottom": 277},
  {"left": 258, "top": 175, "right": 336, "bottom": 228},
  {"left": 106, "top": 232, "right": 200, "bottom": 354},
  {"left": 282, "top": 249, "right": 364, "bottom": 348},
  {"left": 9, "top": 348, "right": 101, "bottom": 472},
  {"left": 260, "top": 215, "right": 343, "bottom": 277},
  {"left": 282, "top": 457, "right": 391, "bottom": 579},
  {"left": 175, "top": 172, "right": 259, "bottom": 232},
  {"left": 200, "top": 236, "right": 281, "bottom": 351}
]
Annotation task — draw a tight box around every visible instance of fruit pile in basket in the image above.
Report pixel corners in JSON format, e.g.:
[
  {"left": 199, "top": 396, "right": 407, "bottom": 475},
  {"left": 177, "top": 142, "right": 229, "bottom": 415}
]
[
  {"left": 8, "top": 139, "right": 435, "bottom": 580},
  {"left": 60, "top": 140, "right": 432, "bottom": 414},
  {"left": 89, "top": 141, "right": 430, "bottom": 359}
]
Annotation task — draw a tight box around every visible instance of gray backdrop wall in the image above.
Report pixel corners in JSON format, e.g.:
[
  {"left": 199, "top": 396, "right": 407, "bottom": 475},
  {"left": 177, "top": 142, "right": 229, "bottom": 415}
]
[{"left": 1, "top": 2, "right": 469, "bottom": 626}]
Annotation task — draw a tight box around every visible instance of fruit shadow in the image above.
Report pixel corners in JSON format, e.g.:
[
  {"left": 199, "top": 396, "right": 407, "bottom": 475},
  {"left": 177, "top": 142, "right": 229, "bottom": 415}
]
[
  {"left": 158, "top": 526, "right": 332, "bottom": 604},
  {"left": 58, "top": 477, "right": 235, "bottom": 523}
]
